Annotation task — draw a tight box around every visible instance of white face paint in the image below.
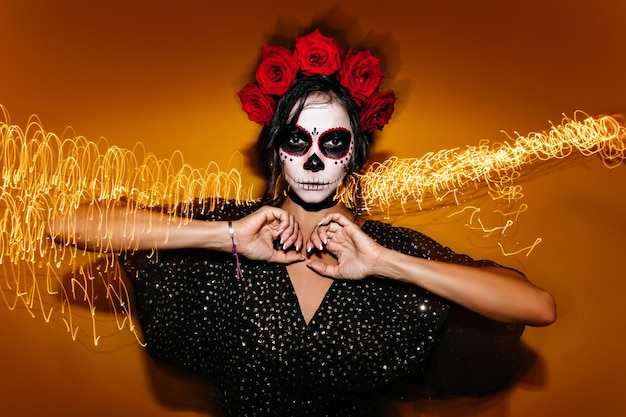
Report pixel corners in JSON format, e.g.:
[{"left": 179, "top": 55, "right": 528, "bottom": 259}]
[{"left": 279, "top": 96, "right": 354, "bottom": 205}]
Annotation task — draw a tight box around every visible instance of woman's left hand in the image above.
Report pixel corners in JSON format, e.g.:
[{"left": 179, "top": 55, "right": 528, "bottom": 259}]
[{"left": 305, "top": 213, "right": 385, "bottom": 280}]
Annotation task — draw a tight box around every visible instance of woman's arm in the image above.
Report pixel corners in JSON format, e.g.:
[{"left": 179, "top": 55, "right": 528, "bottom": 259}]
[
  {"left": 306, "top": 213, "right": 556, "bottom": 327},
  {"left": 47, "top": 200, "right": 305, "bottom": 264},
  {"left": 46, "top": 200, "right": 230, "bottom": 252},
  {"left": 376, "top": 256, "right": 555, "bottom": 326}
]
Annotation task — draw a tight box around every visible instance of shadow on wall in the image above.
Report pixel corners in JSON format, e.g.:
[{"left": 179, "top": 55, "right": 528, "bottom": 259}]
[
  {"left": 380, "top": 342, "right": 548, "bottom": 417},
  {"left": 144, "top": 358, "right": 222, "bottom": 416}
]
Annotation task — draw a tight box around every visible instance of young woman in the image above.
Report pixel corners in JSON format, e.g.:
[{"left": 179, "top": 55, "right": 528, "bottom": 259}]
[{"left": 48, "top": 31, "right": 555, "bottom": 417}]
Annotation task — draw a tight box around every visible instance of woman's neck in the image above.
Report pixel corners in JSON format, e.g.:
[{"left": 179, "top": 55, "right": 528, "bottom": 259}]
[
  {"left": 285, "top": 189, "right": 336, "bottom": 211},
  {"left": 280, "top": 193, "right": 354, "bottom": 230}
]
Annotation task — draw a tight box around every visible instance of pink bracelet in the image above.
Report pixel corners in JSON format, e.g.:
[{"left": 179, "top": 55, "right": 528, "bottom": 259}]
[{"left": 228, "top": 220, "right": 243, "bottom": 279}]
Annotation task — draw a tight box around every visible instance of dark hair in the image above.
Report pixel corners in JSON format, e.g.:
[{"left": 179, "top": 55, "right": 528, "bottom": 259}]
[{"left": 257, "top": 74, "right": 372, "bottom": 206}]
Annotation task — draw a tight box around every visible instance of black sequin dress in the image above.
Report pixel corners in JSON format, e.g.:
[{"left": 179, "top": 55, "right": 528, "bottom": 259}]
[{"left": 122, "top": 202, "right": 524, "bottom": 416}]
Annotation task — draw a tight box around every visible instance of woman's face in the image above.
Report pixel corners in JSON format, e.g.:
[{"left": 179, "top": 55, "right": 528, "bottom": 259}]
[{"left": 279, "top": 95, "right": 353, "bottom": 205}]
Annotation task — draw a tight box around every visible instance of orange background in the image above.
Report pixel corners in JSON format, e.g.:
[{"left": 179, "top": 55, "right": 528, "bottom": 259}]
[{"left": 1, "top": 1, "right": 626, "bottom": 416}]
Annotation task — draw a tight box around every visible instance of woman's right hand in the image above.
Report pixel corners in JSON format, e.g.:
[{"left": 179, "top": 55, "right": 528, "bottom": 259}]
[{"left": 231, "top": 206, "right": 304, "bottom": 264}]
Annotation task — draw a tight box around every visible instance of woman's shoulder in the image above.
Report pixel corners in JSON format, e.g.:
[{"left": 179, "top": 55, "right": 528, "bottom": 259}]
[
  {"left": 361, "top": 219, "right": 431, "bottom": 258},
  {"left": 362, "top": 219, "right": 499, "bottom": 267},
  {"left": 179, "top": 198, "right": 263, "bottom": 221},
  {"left": 362, "top": 219, "right": 427, "bottom": 238}
]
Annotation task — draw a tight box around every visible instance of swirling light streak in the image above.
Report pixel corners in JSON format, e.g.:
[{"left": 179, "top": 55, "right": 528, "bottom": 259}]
[
  {"left": 0, "top": 106, "right": 624, "bottom": 344},
  {"left": 0, "top": 106, "right": 253, "bottom": 344},
  {"left": 340, "top": 112, "right": 625, "bottom": 214}
]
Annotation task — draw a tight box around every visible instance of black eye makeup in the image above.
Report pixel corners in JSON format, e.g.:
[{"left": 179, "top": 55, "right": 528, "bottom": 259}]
[
  {"left": 319, "top": 128, "right": 352, "bottom": 159},
  {"left": 279, "top": 125, "right": 352, "bottom": 159},
  {"left": 279, "top": 126, "right": 311, "bottom": 156}
]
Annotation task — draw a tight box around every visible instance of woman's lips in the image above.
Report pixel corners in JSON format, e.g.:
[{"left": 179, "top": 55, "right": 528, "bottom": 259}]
[{"left": 299, "top": 182, "right": 328, "bottom": 190}]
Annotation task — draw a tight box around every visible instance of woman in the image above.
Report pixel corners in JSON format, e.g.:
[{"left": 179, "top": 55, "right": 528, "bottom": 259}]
[{"left": 48, "top": 30, "right": 555, "bottom": 416}]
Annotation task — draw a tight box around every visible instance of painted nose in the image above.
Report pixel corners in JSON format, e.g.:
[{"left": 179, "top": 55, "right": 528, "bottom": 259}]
[{"left": 303, "top": 153, "right": 325, "bottom": 172}]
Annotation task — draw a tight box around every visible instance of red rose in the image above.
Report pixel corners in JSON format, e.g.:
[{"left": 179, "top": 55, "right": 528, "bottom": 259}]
[
  {"left": 237, "top": 82, "right": 276, "bottom": 125},
  {"left": 338, "top": 48, "right": 384, "bottom": 105},
  {"left": 293, "top": 29, "right": 344, "bottom": 76},
  {"left": 359, "top": 90, "right": 396, "bottom": 132},
  {"left": 255, "top": 45, "right": 299, "bottom": 96}
]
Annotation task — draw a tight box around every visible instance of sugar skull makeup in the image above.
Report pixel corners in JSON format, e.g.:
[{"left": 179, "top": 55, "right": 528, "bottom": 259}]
[{"left": 279, "top": 97, "right": 354, "bottom": 204}]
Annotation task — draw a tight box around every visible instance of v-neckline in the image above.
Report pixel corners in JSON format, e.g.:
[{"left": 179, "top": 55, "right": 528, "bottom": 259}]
[{"left": 282, "top": 263, "right": 336, "bottom": 327}]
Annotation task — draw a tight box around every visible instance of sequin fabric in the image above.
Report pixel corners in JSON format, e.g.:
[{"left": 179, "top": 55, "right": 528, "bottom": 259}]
[{"left": 122, "top": 202, "right": 522, "bottom": 416}]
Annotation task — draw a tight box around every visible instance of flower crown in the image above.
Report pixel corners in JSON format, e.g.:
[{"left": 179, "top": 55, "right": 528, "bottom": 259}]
[{"left": 237, "top": 29, "right": 396, "bottom": 133}]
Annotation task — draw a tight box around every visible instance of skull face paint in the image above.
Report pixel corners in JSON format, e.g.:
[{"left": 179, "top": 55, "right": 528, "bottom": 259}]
[{"left": 279, "top": 97, "right": 353, "bottom": 204}]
